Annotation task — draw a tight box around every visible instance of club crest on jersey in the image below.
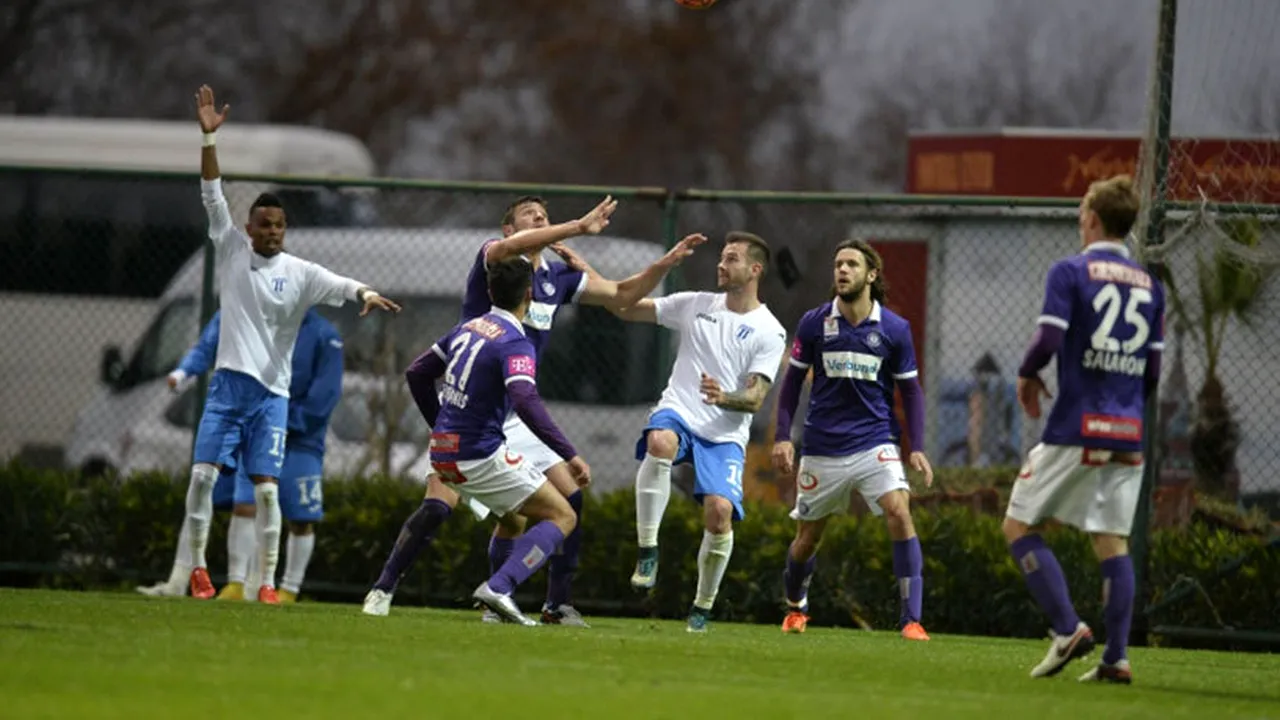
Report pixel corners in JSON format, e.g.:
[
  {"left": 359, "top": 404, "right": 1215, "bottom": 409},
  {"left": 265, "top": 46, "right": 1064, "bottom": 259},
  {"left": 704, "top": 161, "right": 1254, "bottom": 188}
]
[
  {"left": 823, "top": 316, "right": 839, "bottom": 338},
  {"left": 271, "top": 277, "right": 286, "bottom": 293},
  {"left": 736, "top": 325, "right": 754, "bottom": 341},
  {"left": 541, "top": 281, "right": 556, "bottom": 296},
  {"left": 865, "top": 331, "right": 882, "bottom": 349}
]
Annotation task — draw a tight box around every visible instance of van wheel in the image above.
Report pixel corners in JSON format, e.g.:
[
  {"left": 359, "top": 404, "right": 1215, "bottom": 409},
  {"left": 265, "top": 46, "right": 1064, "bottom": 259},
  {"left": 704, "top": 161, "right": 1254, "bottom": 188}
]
[{"left": 81, "top": 459, "right": 115, "bottom": 478}]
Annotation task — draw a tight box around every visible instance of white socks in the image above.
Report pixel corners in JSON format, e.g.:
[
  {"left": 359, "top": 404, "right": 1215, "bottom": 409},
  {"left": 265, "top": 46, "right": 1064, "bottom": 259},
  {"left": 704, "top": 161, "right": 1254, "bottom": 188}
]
[
  {"left": 184, "top": 463, "right": 219, "bottom": 569},
  {"left": 253, "top": 483, "right": 282, "bottom": 590},
  {"left": 281, "top": 532, "right": 315, "bottom": 594},
  {"left": 694, "top": 530, "right": 734, "bottom": 611},
  {"left": 226, "top": 514, "right": 256, "bottom": 584},
  {"left": 167, "top": 516, "right": 194, "bottom": 586},
  {"left": 635, "top": 454, "right": 673, "bottom": 547}
]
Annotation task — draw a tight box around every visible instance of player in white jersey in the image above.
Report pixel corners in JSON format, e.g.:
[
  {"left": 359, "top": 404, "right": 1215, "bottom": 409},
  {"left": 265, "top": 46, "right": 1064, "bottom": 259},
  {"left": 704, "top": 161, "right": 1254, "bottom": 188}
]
[
  {"left": 184, "top": 85, "right": 400, "bottom": 604},
  {"left": 610, "top": 232, "right": 788, "bottom": 632}
]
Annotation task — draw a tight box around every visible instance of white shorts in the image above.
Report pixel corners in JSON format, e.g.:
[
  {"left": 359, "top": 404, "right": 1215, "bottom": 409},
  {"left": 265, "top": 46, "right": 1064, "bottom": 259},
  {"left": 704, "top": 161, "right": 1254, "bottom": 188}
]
[
  {"left": 1005, "top": 443, "right": 1144, "bottom": 536},
  {"left": 790, "top": 444, "right": 909, "bottom": 521},
  {"left": 502, "top": 414, "right": 563, "bottom": 474},
  {"left": 431, "top": 444, "right": 546, "bottom": 519}
]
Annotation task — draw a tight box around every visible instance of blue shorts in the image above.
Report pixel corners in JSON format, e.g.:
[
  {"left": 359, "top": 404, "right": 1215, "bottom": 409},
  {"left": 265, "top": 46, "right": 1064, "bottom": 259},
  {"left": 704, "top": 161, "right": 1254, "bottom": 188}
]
[
  {"left": 635, "top": 408, "right": 746, "bottom": 520},
  {"left": 210, "top": 446, "right": 325, "bottom": 523},
  {"left": 194, "top": 370, "right": 289, "bottom": 479}
]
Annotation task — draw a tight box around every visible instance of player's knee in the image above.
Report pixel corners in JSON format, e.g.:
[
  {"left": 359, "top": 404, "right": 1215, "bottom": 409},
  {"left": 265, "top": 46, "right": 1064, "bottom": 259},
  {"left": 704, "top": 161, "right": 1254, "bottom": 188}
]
[
  {"left": 1090, "top": 533, "right": 1128, "bottom": 561},
  {"left": 250, "top": 474, "right": 277, "bottom": 485},
  {"left": 703, "top": 496, "right": 733, "bottom": 534},
  {"left": 646, "top": 430, "right": 679, "bottom": 460},
  {"left": 495, "top": 513, "right": 526, "bottom": 538},
  {"left": 425, "top": 475, "right": 460, "bottom": 506},
  {"left": 1002, "top": 516, "right": 1030, "bottom": 544},
  {"left": 232, "top": 503, "right": 255, "bottom": 518},
  {"left": 790, "top": 532, "right": 819, "bottom": 561},
  {"left": 191, "top": 463, "right": 218, "bottom": 487},
  {"left": 288, "top": 521, "right": 314, "bottom": 536}
]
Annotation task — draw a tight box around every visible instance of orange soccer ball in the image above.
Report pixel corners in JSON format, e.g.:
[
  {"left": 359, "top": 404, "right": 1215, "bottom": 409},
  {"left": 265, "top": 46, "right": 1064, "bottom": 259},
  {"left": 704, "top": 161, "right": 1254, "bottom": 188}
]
[{"left": 675, "top": 0, "right": 718, "bottom": 9}]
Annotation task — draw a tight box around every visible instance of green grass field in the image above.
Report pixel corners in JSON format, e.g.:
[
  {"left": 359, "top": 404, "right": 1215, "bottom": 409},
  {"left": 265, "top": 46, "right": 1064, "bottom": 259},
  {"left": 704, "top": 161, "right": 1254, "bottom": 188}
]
[{"left": 1, "top": 589, "right": 1277, "bottom": 719}]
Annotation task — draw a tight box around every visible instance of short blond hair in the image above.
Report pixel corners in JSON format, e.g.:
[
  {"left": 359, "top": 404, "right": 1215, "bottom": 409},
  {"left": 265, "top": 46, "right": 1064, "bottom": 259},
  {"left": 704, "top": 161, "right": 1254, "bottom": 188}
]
[{"left": 1085, "top": 175, "right": 1141, "bottom": 239}]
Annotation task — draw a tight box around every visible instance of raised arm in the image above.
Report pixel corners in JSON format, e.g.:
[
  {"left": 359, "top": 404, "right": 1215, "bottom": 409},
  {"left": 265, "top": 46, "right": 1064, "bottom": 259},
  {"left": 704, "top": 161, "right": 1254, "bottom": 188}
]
[
  {"left": 484, "top": 196, "right": 618, "bottom": 265},
  {"left": 572, "top": 234, "right": 706, "bottom": 310},
  {"left": 195, "top": 85, "right": 236, "bottom": 245},
  {"left": 607, "top": 298, "right": 658, "bottom": 324}
]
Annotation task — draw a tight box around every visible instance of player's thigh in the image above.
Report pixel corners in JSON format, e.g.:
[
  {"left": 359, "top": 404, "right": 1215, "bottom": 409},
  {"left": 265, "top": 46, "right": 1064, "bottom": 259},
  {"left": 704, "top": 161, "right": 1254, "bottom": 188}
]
[
  {"left": 193, "top": 394, "right": 247, "bottom": 469},
  {"left": 1082, "top": 458, "right": 1145, "bottom": 537},
  {"left": 1006, "top": 444, "right": 1099, "bottom": 530},
  {"left": 242, "top": 395, "right": 289, "bottom": 479},
  {"left": 278, "top": 447, "right": 325, "bottom": 523},
  {"left": 514, "top": 480, "right": 575, "bottom": 527},
  {"left": 634, "top": 409, "right": 693, "bottom": 463},
  {"left": 791, "top": 455, "right": 856, "bottom": 523},
  {"left": 848, "top": 445, "right": 910, "bottom": 518},
  {"left": 690, "top": 438, "right": 746, "bottom": 521}
]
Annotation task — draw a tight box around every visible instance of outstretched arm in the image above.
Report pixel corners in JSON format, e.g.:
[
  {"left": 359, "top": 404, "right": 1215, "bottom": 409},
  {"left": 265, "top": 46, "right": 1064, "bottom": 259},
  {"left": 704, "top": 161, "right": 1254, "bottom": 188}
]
[
  {"left": 607, "top": 298, "right": 658, "bottom": 324},
  {"left": 484, "top": 196, "right": 618, "bottom": 265},
  {"left": 568, "top": 234, "right": 707, "bottom": 310}
]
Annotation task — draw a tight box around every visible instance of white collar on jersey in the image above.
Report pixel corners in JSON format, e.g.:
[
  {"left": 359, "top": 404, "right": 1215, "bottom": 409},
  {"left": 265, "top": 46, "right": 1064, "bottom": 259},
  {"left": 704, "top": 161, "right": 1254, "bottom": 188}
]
[
  {"left": 830, "top": 298, "right": 882, "bottom": 323},
  {"left": 490, "top": 306, "right": 527, "bottom": 335},
  {"left": 1085, "top": 240, "right": 1131, "bottom": 258}
]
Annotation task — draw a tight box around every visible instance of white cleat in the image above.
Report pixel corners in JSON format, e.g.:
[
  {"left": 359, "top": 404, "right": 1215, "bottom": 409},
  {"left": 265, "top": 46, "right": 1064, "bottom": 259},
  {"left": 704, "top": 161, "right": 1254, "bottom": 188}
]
[
  {"left": 362, "top": 589, "right": 393, "bottom": 617},
  {"left": 1030, "top": 622, "right": 1097, "bottom": 678},
  {"left": 541, "top": 604, "right": 591, "bottom": 628},
  {"left": 480, "top": 609, "right": 503, "bottom": 624},
  {"left": 472, "top": 583, "right": 537, "bottom": 626},
  {"left": 136, "top": 580, "right": 186, "bottom": 597}
]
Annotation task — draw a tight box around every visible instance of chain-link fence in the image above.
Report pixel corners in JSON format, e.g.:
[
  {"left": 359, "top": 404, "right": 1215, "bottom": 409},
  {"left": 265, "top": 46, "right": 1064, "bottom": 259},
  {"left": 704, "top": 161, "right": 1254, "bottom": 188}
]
[{"left": 2, "top": 165, "right": 1278, "bottom": 514}]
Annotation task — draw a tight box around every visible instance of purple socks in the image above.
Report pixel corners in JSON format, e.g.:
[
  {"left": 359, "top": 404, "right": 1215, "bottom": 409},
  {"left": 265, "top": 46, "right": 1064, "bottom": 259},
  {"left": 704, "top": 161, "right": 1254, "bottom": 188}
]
[
  {"left": 488, "top": 521, "right": 566, "bottom": 596},
  {"left": 783, "top": 547, "right": 816, "bottom": 611},
  {"left": 1100, "top": 554, "right": 1135, "bottom": 664},
  {"left": 1009, "top": 534, "right": 1081, "bottom": 636},
  {"left": 892, "top": 536, "right": 924, "bottom": 626},
  {"left": 373, "top": 499, "right": 451, "bottom": 592},
  {"left": 545, "top": 490, "right": 583, "bottom": 610}
]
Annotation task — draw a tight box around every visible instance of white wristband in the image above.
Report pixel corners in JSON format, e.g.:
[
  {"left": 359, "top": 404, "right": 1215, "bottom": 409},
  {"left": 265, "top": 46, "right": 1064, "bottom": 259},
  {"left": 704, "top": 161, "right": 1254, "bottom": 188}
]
[{"left": 202, "top": 132, "right": 216, "bottom": 147}]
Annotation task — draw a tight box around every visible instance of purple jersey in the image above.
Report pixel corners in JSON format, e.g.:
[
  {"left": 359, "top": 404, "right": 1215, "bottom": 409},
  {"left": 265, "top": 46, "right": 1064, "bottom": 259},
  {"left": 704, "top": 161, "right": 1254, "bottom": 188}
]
[
  {"left": 427, "top": 310, "right": 539, "bottom": 462},
  {"left": 1037, "top": 242, "right": 1165, "bottom": 452},
  {"left": 459, "top": 239, "right": 587, "bottom": 357},
  {"left": 789, "top": 301, "right": 919, "bottom": 457}
]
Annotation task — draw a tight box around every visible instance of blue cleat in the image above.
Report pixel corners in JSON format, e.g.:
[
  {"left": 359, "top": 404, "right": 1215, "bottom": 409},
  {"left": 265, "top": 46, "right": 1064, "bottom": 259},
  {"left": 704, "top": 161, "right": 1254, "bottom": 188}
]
[
  {"left": 686, "top": 605, "right": 710, "bottom": 633},
  {"left": 631, "top": 546, "right": 659, "bottom": 590}
]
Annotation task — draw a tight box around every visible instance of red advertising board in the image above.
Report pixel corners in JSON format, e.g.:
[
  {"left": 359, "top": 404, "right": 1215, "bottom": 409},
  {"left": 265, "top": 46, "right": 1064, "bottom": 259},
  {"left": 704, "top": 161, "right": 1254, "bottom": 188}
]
[{"left": 906, "top": 129, "right": 1280, "bottom": 203}]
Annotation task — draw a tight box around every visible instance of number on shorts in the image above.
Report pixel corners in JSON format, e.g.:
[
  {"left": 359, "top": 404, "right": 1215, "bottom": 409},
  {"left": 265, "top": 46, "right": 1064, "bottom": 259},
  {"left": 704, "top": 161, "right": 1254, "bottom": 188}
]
[
  {"left": 268, "top": 429, "right": 286, "bottom": 457},
  {"left": 725, "top": 461, "right": 743, "bottom": 496},
  {"left": 295, "top": 476, "right": 323, "bottom": 509},
  {"left": 443, "top": 332, "right": 487, "bottom": 392}
]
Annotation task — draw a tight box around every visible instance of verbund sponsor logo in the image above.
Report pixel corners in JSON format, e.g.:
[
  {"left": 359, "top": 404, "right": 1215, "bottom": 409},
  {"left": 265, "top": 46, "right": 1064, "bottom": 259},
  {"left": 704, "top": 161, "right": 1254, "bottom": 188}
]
[{"left": 822, "top": 351, "right": 881, "bottom": 381}]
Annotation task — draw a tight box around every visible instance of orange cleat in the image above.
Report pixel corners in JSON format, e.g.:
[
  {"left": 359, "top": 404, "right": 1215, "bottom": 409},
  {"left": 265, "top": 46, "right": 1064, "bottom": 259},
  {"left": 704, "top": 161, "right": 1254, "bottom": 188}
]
[
  {"left": 189, "top": 567, "right": 215, "bottom": 600},
  {"left": 901, "top": 622, "right": 930, "bottom": 641},
  {"left": 781, "top": 611, "right": 809, "bottom": 634},
  {"left": 257, "top": 586, "right": 280, "bottom": 605}
]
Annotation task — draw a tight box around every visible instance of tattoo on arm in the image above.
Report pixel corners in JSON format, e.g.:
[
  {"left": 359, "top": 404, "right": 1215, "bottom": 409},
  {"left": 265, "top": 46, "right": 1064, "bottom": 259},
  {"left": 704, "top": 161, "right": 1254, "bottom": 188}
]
[{"left": 716, "top": 373, "right": 773, "bottom": 413}]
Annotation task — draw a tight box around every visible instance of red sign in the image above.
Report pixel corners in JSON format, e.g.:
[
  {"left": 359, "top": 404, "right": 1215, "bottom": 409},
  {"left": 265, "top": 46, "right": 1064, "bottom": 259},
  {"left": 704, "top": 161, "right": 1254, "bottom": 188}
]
[{"left": 906, "top": 130, "right": 1280, "bottom": 203}]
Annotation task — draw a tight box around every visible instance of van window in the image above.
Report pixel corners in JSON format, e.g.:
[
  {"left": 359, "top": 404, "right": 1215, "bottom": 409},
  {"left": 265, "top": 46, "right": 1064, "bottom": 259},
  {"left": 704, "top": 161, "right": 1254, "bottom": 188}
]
[
  {"left": 0, "top": 168, "right": 379, "bottom": 298},
  {"left": 119, "top": 298, "right": 199, "bottom": 390}
]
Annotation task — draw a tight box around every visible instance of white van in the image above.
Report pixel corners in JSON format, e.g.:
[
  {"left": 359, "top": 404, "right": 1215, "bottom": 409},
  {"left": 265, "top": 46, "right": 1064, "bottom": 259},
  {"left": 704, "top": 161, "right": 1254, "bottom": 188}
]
[
  {"left": 0, "top": 117, "right": 379, "bottom": 464},
  {"left": 64, "top": 229, "right": 671, "bottom": 493}
]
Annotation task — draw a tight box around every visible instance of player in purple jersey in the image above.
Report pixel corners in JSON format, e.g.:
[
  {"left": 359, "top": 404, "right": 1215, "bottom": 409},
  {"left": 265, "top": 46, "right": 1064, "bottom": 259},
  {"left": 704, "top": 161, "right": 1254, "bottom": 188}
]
[
  {"left": 376, "top": 258, "right": 590, "bottom": 625},
  {"left": 363, "top": 195, "right": 704, "bottom": 623},
  {"left": 1004, "top": 175, "right": 1165, "bottom": 683},
  {"left": 771, "top": 239, "right": 935, "bottom": 640}
]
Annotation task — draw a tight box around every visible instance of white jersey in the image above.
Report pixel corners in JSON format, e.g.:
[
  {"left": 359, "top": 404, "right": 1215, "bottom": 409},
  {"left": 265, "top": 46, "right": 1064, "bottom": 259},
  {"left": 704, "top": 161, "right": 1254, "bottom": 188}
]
[
  {"left": 202, "top": 178, "right": 363, "bottom": 397},
  {"left": 653, "top": 291, "right": 788, "bottom": 448}
]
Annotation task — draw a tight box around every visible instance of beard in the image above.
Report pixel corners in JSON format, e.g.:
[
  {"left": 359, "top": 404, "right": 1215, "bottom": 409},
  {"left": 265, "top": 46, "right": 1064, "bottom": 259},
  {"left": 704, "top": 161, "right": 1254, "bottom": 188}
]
[{"left": 835, "top": 277, "right": 867, "bottom": 302}]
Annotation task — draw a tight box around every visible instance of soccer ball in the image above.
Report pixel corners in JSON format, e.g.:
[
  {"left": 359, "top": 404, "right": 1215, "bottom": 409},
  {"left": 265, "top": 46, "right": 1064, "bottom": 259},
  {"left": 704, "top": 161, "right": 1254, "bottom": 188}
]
[{"left": 675, "top": 0, "right": 718, "bottom": 9}]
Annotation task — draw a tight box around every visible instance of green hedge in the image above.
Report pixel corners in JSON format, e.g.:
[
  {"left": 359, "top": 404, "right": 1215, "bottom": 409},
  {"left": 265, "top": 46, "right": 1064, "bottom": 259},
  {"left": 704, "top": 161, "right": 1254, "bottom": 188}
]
[{"left": 2, "top": 461, "right": 1276, "bottom": 644}]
